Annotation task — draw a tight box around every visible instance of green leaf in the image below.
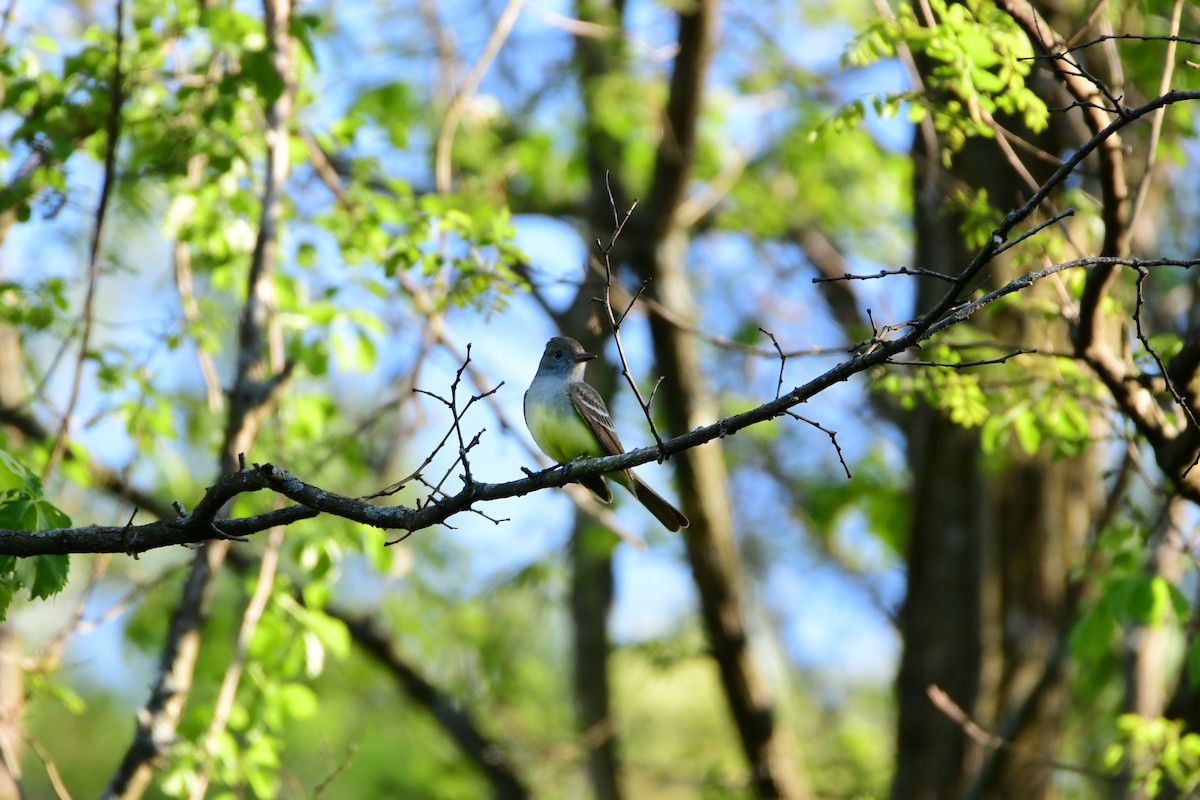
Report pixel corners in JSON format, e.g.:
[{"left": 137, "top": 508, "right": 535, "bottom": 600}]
[
  {"left": 240, "top": 48, "right": 285, "bottom": 104},
  {"left": 1012, "top": 410, "right": 1041, "bottom": 455},
  {"left": 35, "top": 498, "right": 71, "bottom": 529},
  {"left": 277, "top": 682, "right": 318, "bottom": 719},
  {"left": 1128, "top": 576, "right": 1173, "bottom": 626},
  {"left": 0, "top": 450, "right": 38, "bottom": 493},
  {"left": 29, "top": 672, "right": 87, "bottom": 714},
  {"left": 302, "top": 608, "right": 350, "bottom": 661},
  {"left": 1169, "top": 582, "right": 1190, "bottom": 618},
  {"left": 0, "top": 578, "right": 15, "bottom": 623},
  {"left": 1070, "top": 606, "right": 1116, "bottom": 660},
  {"left": 0, "top": 498, "right": 38, "bottom": 531},
  {"left": 28, "top": 555, "right": 69, "bottom": 600},
  {"left": 347, "top": 82, "right": 415, "bottom": 148}
]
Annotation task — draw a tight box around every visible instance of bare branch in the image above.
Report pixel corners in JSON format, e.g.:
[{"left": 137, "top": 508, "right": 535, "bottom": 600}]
[
  {"left": 368, "top": 349, "right": 503, "bottom": 500},
  {"left": 44, "top": 0, "right": 124, "bottom": 481},
  {"left": 922, "top": 257, "right": 1200, "bottom": 342},
  {"left": 433, "top": 0, "right": 525, "bottom": 193},
  {"left": 759, "top": 327, "right": 788, "bottom": 400},
  {"left": 812, "top": 266, "right": 958, "bottom": 284},
  {"left": 593, "top": 172, "right": 667, "bottom": 454},
  {"left": 1055, "top": 32, "right": 1200, "bottom": 56},
  {"left": 888, "top": 350, "right": 1037, "bottom": 369},
  {"left": 993, "top": 208, "right": 1076, "bottom": 257},
  {"left": 785, "top": 411, "right": 852, "bottom": 480},
  {"left": 927, "top": 685, "right": 1114, "bottom": 784},
  {"left": 312, "top": 743, "right": 359, "bottom": 800},
  {"left": 1131, "top": 267, "right": 1200, "bottom": 476}
]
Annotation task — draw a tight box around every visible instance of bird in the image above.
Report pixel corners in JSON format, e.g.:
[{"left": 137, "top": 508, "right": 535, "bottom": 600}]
[{"left": 523, "top": 336, "right": 689, "bottom": 531}]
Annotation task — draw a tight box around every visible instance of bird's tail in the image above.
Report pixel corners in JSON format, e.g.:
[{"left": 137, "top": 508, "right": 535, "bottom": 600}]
[{"left": 626, "top": 472, "right": 689, "bottom": 532}]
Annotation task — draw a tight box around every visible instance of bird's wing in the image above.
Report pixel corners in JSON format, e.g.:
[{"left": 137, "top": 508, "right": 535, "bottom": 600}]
[{"left": 568, "top": 381, "right": 625, "bottom": 456}]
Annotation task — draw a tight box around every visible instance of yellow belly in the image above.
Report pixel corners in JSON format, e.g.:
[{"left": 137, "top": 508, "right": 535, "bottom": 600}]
[{"left": 525, "top": 402, "right": 604, "bottom": 463}]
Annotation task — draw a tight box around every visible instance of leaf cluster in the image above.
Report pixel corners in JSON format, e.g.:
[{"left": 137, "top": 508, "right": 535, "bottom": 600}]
[
  {"left": 841, "top": 0, "right": 1048, "bottom": 161},
  {"left": 0, "top": 451, "right": 70, "bottom": 620}
]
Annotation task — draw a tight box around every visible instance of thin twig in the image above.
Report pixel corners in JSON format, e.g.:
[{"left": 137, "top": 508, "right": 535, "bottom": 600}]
[
  {"left": 22, "top": 732, "right": 73, "bottom": 800},
  {"left": 927, "top": 685, "right": 1113, "bottom": 783},
  {"left": 812, "top": 266, "right": 958, "bottom": 284},
  {"left": 1132, "top": 267, "right": 1200, "bottom": 477},
  {"left": 366, "top": 349, "right": 503, "bottom": 500},
  {"left": 993, "top": 208, "right": 1076, "bottom": 257},
  {"left": 44, "top": 0, "right": 125, "bottom": 481},
  {"left": 313, "top": 742, "right": 359, "bottom": 800},
  {"left": 888, "top": 349, "right": 1036, "bottom": 369},
  {"left": 1056, "top": 32, "right": 1200, "bottom": 56},
  {"left": 923, "top": 257, "right": 1200, "bottom": 341},
  {"left": 594, "top": 172, "right": 666, "bottom": 454},
  {"left": 433, "top": 0, "right": 526, "bottom": 193},
  {"left": 759, "top": 328, "right": 787, "bottom": 400},
  {"left": 785, "top": 411, "right": 851, "bottom": 479}
]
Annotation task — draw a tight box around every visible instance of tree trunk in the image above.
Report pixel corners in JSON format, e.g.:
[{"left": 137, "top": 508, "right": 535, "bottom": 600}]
[
  {"left": 571, "top": 522, "right": 622, "bottom": 800},
  {"left": 567, "top": 0, "right": 634, "bottom": 792},
  {"left": 893, "top": 106, "right": 1098, "bottom": 799},
  {"left": 621, "top": 0, "right": 810, "bottom": 794}
]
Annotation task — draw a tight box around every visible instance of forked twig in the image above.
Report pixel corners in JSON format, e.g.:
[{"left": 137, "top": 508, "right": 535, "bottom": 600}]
[
  {"left": 785, "top": 411, "right": 852, "bottom": 479},
  {"left": 366, "top": 345, "right": 503, "bottom": 500},
  {"left": 592, "top": 171, "right": 668, "bottom": 455},
  {"left": 1131, "top": 267, "right": 1200, "bottom": 476},
  {"left": 44, "top": 0, "right": 125, "bottom": 481}
]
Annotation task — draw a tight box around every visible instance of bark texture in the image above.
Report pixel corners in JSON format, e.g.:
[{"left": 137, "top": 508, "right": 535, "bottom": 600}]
[{"left": 893, "top": 85, "right": 1099, "bottom": 800}]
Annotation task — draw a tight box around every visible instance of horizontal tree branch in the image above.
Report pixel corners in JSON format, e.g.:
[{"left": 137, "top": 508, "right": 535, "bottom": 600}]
[
  {"left": 4, "top": 334, "right": 904, "bottom": 554},
  {"left": 1, "top": 255, "right": 1190, "bottom": 557},
  {"left": 2, "top": 91, "right": 1198, "bottom": 557},
  {"left": 4, "top": 262, "right": 1199, "bottom": 555}
]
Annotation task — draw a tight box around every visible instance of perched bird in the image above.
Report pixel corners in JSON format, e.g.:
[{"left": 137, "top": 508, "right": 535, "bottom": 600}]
[{"left": 524, "top": 336, "right": 689, "bottom": 531}]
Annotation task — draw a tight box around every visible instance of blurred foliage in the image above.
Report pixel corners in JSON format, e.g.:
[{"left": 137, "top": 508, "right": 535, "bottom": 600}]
[
  {"left": 0, "top": 0, "right": 1196, "bottom": 797},
  {"left": 843, "top": 0, "right": 1047, "bottom": 161}
]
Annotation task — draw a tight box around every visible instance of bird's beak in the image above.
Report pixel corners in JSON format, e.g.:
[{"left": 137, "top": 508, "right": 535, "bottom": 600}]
[{"left": 574, "top": 351, "right": 597, "bottom": 363}]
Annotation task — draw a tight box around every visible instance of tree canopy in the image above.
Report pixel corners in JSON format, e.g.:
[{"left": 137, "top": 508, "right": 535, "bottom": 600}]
[{"left": 1, "top": 0, "right": 1199, "bottom": 798}]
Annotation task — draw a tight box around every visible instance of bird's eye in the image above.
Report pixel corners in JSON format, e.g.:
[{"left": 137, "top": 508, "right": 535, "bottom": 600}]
[{"left": 553, "top": 351, "right": 562, "bottom": 359}]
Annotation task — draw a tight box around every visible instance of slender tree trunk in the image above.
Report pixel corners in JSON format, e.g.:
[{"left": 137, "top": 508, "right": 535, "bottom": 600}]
[
  {"left": 621, "top": 0, "right": 810, "bottom": 795},
  {"left": 571, "top": 521, "right": 622, "bottom": 800},
  {"left": 560, "top": 314, "right": 625, "bottom": 800},
  {"left": 568, "top": 0, "right": 809, "bottom": 793},
  {"left": 637, "top": 230, "right": 810, "bottom": 800},
  {"left": 568, "top": 0, "right": 633, "bottom": 793},
  {"left": 894, "top": 405, "right": 986, "bottom": 799},
  {"left": 0, "top": 272, "right": 23, "bottom": 800}
]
